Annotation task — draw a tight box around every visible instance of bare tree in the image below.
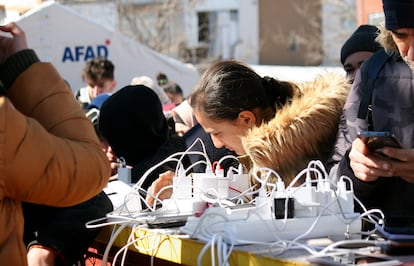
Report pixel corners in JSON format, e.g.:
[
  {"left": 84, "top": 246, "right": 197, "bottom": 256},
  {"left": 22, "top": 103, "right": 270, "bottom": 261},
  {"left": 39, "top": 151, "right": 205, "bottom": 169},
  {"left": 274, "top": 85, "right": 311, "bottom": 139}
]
[
  {"left": 259, "top": 0, "right": 355, "bottom": 66},
  {"left": 117, "top": 0, "right": 196, "bottom": 61},
  {"left": 258, "top": 1, "right": 323, "bottom": 66},
  {"left": 322, "top": 0, "right": 357, "bottom": 65}
]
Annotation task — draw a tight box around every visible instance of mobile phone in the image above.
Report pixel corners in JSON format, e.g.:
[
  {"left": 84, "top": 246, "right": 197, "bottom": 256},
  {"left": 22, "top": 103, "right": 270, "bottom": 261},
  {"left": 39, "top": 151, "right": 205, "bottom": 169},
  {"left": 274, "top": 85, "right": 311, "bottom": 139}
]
[
  {"left": 143, "top": 210, "right": 194, "bottom": 229},
  {"left": 357, "top": 131, "right": 402, "bottom": 153}
]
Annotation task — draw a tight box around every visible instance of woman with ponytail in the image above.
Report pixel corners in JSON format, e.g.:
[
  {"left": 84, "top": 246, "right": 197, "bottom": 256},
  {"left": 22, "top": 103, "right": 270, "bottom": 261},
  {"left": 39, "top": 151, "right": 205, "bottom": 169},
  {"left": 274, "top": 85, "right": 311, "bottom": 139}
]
[
  {"left": 189, "top": 60, "right": 350, "bottom": 185},
  {"left": 147, "top": 59, "right": 350, "bottom": 201}
]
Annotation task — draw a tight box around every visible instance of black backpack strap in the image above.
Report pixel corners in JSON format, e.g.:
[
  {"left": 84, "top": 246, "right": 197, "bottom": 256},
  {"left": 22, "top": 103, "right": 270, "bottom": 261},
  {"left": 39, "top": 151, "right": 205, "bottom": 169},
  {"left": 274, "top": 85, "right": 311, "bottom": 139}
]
[{"left": 357, "top": 49, "right": 391, "bottom": 122}]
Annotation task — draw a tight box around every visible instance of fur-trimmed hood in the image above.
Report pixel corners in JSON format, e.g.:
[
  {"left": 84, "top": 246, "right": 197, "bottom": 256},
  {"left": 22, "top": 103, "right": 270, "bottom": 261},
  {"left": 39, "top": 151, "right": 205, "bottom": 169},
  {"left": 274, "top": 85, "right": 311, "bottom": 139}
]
[
  {"left": 241, "top": 73, "right": 350, "bottom": 185},
  {"left": 376, "top": 24, "right": 398, "bottom": 53}
]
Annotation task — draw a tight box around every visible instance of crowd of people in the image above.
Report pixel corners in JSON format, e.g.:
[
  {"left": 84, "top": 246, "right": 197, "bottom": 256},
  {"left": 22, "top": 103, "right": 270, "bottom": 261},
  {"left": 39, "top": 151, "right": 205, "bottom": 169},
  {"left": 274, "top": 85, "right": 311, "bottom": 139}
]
[{"left": 1, "top": 0, "right": 414, "bottom": 265}]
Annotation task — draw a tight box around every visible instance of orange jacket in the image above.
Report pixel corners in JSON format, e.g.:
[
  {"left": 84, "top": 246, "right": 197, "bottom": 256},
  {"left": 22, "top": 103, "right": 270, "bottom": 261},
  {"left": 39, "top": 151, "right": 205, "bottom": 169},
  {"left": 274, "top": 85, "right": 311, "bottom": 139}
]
[{"left": 0, "top": 62, "right": 111, "bottom": 265}]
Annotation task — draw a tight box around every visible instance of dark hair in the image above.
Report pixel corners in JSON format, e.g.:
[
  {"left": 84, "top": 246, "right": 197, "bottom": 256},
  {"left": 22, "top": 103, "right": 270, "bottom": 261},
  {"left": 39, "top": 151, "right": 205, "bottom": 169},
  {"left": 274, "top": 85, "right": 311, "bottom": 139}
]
[
  {"left": 156, "top": 72, "right": 169, "bottom": 86},
  {"left": 189, "top": 60, "right": 297, "bottom": 122},
  {"left": 98, "top": 85, "right": 169, "bottom": 166},
  {"left": 163, "top": 81, "right": 183, "bottom": 96},
  {"left": 82, "top": 57, "right": 115, "bottom": 82}
]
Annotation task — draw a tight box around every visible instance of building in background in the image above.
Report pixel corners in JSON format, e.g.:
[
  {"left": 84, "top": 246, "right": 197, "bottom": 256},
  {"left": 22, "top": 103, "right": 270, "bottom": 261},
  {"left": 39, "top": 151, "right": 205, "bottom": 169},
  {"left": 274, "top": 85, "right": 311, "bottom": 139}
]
[
  {"left": 1, "top": 0, "right": 385, "bottom": 67},
  {"left": 356, "top": 0, "right": 383, "bottom": 25},
  {"left": 0, "top": 0, "right": 41, "bottom": 22},
  {"left": 13, "top": 2, "right": 201, "bottom": 96}
]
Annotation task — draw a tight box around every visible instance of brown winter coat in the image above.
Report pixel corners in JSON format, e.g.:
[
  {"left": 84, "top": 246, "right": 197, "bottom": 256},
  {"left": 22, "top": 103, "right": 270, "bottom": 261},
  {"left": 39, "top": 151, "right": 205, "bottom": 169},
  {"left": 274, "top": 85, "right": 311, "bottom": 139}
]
[
  {"left": 0, "top": 63, "right": 111, "bottom": 265},
  {"left": 242, "top": 73, "right": 350, "bottom": 185}
]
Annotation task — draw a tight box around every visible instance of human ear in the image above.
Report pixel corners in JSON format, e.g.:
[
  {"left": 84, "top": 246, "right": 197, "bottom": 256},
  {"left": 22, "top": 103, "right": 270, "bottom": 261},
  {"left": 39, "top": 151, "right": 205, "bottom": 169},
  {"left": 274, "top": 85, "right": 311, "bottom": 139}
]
[{"left": 238, "top": 110, "right": 256, "bottom": 127}]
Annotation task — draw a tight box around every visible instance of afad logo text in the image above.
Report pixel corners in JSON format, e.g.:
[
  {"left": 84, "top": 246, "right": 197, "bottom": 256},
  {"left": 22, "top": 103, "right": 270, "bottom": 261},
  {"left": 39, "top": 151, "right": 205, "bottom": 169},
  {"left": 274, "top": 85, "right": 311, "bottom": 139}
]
[{"left": 61, "top": 39, "right": 111, "bottom": 62}]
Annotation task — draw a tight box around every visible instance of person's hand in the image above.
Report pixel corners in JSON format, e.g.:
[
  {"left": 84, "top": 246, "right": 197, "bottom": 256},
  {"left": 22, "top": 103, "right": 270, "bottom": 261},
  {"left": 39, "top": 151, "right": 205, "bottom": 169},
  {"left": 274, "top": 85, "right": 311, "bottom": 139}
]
[
  {"left": 146, "top": 170, "right": 174, "bottom": 207},
  {"left": 381, "top": 146, "right": 414, "bottom": 183},
  {"left": 0, "top": 22, "right": 28, "bottom": 64},
  {"left": 110, "top": 161, "right": 119, "bottom": 176},
  {"left": 349, "top": 137, "right": 393, "bottom": 182}
]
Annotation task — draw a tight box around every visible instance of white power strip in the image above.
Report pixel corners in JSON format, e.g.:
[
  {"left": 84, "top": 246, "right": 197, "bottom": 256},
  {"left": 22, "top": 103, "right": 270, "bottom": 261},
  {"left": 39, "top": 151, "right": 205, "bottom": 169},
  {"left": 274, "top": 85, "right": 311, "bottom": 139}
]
[
  {"left": 223, "top": 214, "right": 361, "bottom": 244},
  {"left": 180, "top": 177, "right": 362, "bottom": 244},
  {"left": 180, "top": 203, "right": 361, "bottom": 244}
]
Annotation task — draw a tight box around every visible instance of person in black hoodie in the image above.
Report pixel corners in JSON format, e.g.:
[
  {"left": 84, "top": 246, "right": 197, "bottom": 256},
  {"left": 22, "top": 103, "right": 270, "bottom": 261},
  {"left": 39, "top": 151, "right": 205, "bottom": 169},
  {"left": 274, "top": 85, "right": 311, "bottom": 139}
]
[{"left": 98, "top": 85, "right": 236, "bottom": 202}]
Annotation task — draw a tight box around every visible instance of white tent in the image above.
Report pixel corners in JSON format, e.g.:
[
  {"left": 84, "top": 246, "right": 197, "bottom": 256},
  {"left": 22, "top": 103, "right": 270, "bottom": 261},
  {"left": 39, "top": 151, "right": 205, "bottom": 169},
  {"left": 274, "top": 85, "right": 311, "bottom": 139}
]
[
  {"left": 250, "top": 65, "right": 345, "bottom": 83},
  {"left": 15, "top": 1, "right": 200, "bottom": 96}
]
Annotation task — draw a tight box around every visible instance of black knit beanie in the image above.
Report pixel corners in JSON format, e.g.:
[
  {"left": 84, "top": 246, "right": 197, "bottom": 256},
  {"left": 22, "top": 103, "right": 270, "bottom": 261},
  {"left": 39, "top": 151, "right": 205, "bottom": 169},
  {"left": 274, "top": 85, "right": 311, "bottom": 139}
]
[
  {"left": 383, "top": 0, "right": 414, "bottom": 30},
  {"left": 340, "top": 25, "right": 382, "bottom": 65},
  {"left": 99, "top": 85, "right": 169, "bottom": 166}
]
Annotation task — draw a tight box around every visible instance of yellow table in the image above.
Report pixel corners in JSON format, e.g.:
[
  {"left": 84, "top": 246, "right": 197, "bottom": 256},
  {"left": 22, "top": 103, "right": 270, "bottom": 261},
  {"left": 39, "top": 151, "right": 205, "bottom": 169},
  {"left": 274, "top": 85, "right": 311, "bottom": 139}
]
[
  {"left": 94, "top": 225, "right": 308, "bottom": 266},
  {"left": 92, "top": 223, "right": 414, "bottom": 266}
]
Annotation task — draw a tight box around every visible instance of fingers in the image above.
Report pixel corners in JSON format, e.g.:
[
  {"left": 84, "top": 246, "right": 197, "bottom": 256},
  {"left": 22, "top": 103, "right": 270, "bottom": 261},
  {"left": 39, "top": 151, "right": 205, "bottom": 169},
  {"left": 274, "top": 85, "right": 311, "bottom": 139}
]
[
  {"left": 158, "top": 170, "right": 175, "bottom": 180},
  {"left": 349, "top": 159, "right": 393, "bottom": 182},
  {"left": 0, "top": 22, "right": 14, "bottom": 33},
  {"left": 146, "top": 172, "right": 174, "bottom": 207},
  {"left": 146, "top": 184, "right": 173, "bottom": 207},
  {"left": 145, "top": 190, "right": 155, "bottom": 207},
  {"left": 377, "top": 148, "right": 414, "bottom": 182},
  {"left": 0, "top": 21, "right": 28, "bottom": 58},
  {"left": 352, "top": 144, "right": 414, "bottom": 183},
  {"left": 381, "top": 146, "right": 409, "bottom": 162},
  {"left": 0, "top": 22, "right": 23, "bottom": 35},
  {"left": 349, "top": 138, "right": 393, "bottom": 182}
]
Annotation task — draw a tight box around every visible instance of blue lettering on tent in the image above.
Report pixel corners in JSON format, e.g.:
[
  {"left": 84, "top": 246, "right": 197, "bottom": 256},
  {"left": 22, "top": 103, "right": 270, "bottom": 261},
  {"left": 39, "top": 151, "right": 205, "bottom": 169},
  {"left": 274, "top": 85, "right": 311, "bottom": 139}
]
[
  {"left": 75, "top": 46, "right": 85, "bottom": 61},
  {"left": 62, "top": 47, "right": 75, "bottom": 62},
  {"left": 97, "top": 45, "right": 108, "bottom": 58},
  {"left": 84, "top": 46, "right": 94, "bottom": 61},
  {"left": 62, "top": 45, "right": 109, "bottom": 62}
]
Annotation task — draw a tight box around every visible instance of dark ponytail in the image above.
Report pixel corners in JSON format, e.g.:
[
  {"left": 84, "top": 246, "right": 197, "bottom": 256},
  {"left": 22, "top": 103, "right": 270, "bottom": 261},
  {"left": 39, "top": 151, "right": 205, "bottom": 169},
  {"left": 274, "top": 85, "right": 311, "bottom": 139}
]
[
  {"left": 190, "top": 60, "right": 297, "bottom": 123},
  {"left": 262, "top": 76, "right": 297, "bottom": 109}
]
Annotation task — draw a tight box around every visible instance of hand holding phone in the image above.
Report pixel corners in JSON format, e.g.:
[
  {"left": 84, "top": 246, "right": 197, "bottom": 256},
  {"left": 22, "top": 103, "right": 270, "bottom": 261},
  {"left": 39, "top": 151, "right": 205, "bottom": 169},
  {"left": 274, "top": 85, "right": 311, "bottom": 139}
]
[
  {"left": 357, "top": 131, "right": 403, "bottom": 162},
  {"left": 357, "top": 131, "right": 402, "bottom": 153}
]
